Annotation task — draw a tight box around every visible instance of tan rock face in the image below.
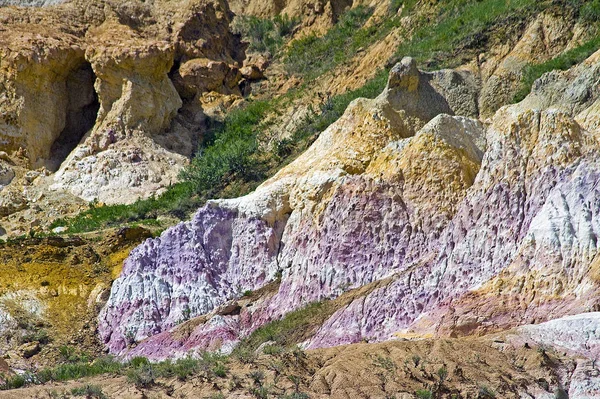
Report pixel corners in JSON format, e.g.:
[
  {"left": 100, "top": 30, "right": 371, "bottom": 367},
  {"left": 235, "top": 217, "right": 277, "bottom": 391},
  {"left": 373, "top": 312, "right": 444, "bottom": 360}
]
[
  {"left": 478, "top": 7, "right": 588, "bottom": 117},
  {"left": 0, "top": 0, "right": 246, "bottom": 205},
  {"left": 0, "top": 29, "right": 86, "bottom": 169}
]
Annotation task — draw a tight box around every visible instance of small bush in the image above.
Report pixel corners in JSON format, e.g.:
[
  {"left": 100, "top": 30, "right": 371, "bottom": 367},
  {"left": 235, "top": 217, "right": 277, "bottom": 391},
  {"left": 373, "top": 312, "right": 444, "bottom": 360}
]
[
  {"left": 0, "top": 373, "right": 27, "bottom": 390},
  {"left": 127, "top": 363, "right": 156, "bottom": 388},
  {"left": 59, "top": 345, "right": 91, "bottom": 363},
  {"left": 412, "top": 355, "right": 421, "bottom": 367},
  {"left": 234, "top": 347, "right": 257, "bottom": 364},
  {"left": 416, "top": 389, "right": 433, "bottom": 399},
  {"left": 263, "top": 343, "right": 284, "bottom": 355},
  {"left": 437, "top": 365, "right": 448, "bottom": 382},
  {"left": 478, "top": 385, "right": 496, "bottom": 398},
  {"left": 248, "top": 370, "right": 265, "bottom": 385},
  {"left": 129, "top": 356, "right": 150, "bottom": 369},
  {"left": 70, "top": 384, "right": 107, "bottom": 399},
  {"left": 373, "top": 355, "right": 396, "bottom": 372}
]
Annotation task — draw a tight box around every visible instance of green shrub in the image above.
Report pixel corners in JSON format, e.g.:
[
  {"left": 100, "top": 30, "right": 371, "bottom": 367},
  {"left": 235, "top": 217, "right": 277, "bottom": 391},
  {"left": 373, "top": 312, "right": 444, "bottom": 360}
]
[
  {"left": 248, "top": 370, "right": 265, "bottom": 385},
  {"left": 127, "top": 363, "right": 156, "bottom": 388},
  {"left": 233, "top": 14, "right": 298, "bottom": 54},
  {"left": 262, "top": 343, "right": 284, "bottom": 355},
  {"left": 59, "top": 345, "right": 91, "bottom": 363},
  {"left": 437, "top": 365, "right": 448, "bottom": 382},
  {"left": 129, "top": 356, "right": 150, "bottom": 369},
  {"left": 478, "top": 385, "right": 496, "bottom": 398},
  {"left": 71, "top": 384, "right": 107, "bottom": 399},
  {"left": 181, "top": 99, "right": 273, "bottom": 196},
  {"left": 416, "top": 389, "right": 433, "bottom": 399},
  {"left": 581, "top": 0, "right": 600, "bottom": 23},
  {"left": 0, "top": 373, "right": 27, "bottom": 390}
]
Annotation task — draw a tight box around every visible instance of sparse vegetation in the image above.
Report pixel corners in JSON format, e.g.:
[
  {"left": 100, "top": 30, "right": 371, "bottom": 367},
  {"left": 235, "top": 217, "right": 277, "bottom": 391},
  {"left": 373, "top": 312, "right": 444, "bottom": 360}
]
[
  {"left": 437, "top": 365, "right": 448, "bottom": 382},
  {"left": 284, "top": 6, "right": 401, "bottom": 79},
  {"left": 513, "top": 34, "right": 600, "bottom": 102},
  {"left": 70, "top": 384, "right": 107, "bottom": 398},
  {"left": 394, "top": 0, "right": 599, "bottom": 70},
  {"left": 581, "top": 0, "right": 600, "bottom": 23},
  {"left": 233, "top": 14, "right": 299, "bottom": 54},
  {"left": 284, "top": 7, "right": 374, "bottom": 78},
  {"left": 416, "top": 389, "right": 433, "bottom": 399},
  {"left": 478, "top": 385, "right": 496, "bottom": 398},
  {"left": 0, "top": 352, "right": 232, "bottom": 391},
  {"left": 233, "top": 301, "right": 331, "bottom": 355},
  {"left": 59, "top": 346, "right": 91, "bottom": 364}
]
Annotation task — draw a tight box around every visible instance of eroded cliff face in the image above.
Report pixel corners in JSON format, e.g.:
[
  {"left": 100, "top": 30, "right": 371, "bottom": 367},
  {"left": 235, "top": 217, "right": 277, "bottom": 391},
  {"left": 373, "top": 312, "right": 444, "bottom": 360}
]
[
  {"left": 0, "top": 0, "right": 246, "bottom": 206},
  {"left": 98, "top": 57, "right": 487, "bottom": 353},
  {"left": 98, "top": 51, "right": 600, "bottom": 399}
]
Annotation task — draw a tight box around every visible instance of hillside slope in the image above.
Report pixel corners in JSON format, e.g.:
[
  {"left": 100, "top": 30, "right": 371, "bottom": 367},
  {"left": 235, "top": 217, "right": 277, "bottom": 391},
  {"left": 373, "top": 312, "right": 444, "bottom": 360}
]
[
  {"left": 98, "top": 50, "right": 600, "bottom": 377},
  {"left": 1, "top": 0, "right": 600, "bottom": 398}
]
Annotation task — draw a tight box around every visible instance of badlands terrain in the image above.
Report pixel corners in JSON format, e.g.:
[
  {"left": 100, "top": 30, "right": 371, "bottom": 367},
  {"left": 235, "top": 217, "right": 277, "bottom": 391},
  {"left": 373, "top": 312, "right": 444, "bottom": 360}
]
[{"left": 0, "top": 0, "right": 600, "bottom": 397}]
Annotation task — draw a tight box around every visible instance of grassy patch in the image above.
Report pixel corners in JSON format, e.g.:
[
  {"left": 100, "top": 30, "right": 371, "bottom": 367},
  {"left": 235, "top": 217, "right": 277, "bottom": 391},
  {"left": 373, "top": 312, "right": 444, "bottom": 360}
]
[
  {"left": 513, "top": 34, "right": 600, "bottom": 102},
  {"left": 233, "top": 14, "right": 299, "bottom": 54},
  {"left": 284, "top": 6, "right": 400, "bottom": 79},
  {"left": 70, "top": 384, "right": 107, "bottom": 399},
  {"left": 395, "top": 0, "right": 600, "bottom": 70},
  {"left": 233, "top": 301, "right": 332, "bottom": 356},
  {"left": 49, "top": 182, "right": 198, "bottom": 234},
  {"left": 581, "top": 0, "right": 600, "bottom": 23},
  {"left": 395, "top": 0, "right": 547, "bottom": 69},
  {"left": 0, "top": 353, "right": 229, "bottom": 391}
]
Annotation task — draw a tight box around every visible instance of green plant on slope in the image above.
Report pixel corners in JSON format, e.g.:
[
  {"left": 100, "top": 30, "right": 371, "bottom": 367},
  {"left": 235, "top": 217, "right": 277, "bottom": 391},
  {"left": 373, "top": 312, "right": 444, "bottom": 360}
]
[
  {"left": 233, "top": 301, "right": 331, "bottom": 356},
  {"left": 581, "top": 0, "right": 600, "bottom": 23},
  {"left": 395, "top": 0, "right": 556, "bottom": 69},
  {"left": 233, "top": 14, "right": 299, "bottom": 54},
  {"left": 70, "top": 384, "right": 108, "bottom": 399},
  {"left": 284, "top": 6, "right": 401, "bottom": 79},
  {"left": 415, "top": 389, "right": 433, "bottom": 399}
]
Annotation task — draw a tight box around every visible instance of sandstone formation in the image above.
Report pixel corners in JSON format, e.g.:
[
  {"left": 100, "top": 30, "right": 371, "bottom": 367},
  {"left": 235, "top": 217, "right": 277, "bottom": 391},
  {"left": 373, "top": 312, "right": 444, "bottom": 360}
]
[
  {"left": 1, "top": 0, "right": 600, "bottom": 397},
  {"left": 98, "top": 57, "right": 487, "bottom": 353},
  {"left": 97, "top": 49, "right": 600, "bottom": 396},
  {"left": 0, "top": 0, "right": 246, "bottom": 205}
]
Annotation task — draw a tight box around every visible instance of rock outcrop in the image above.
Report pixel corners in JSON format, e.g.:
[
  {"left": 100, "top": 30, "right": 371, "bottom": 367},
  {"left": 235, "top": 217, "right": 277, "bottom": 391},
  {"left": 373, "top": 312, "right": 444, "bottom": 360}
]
[
  {"left": 0, "top": 0, "right": 246, "bottom": 204},
  {"left": 97, "top": 57, "right": 485, "bottom": 354},
  {"left": 98, "top": 50, "right": 600, "bottom": 390}
]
